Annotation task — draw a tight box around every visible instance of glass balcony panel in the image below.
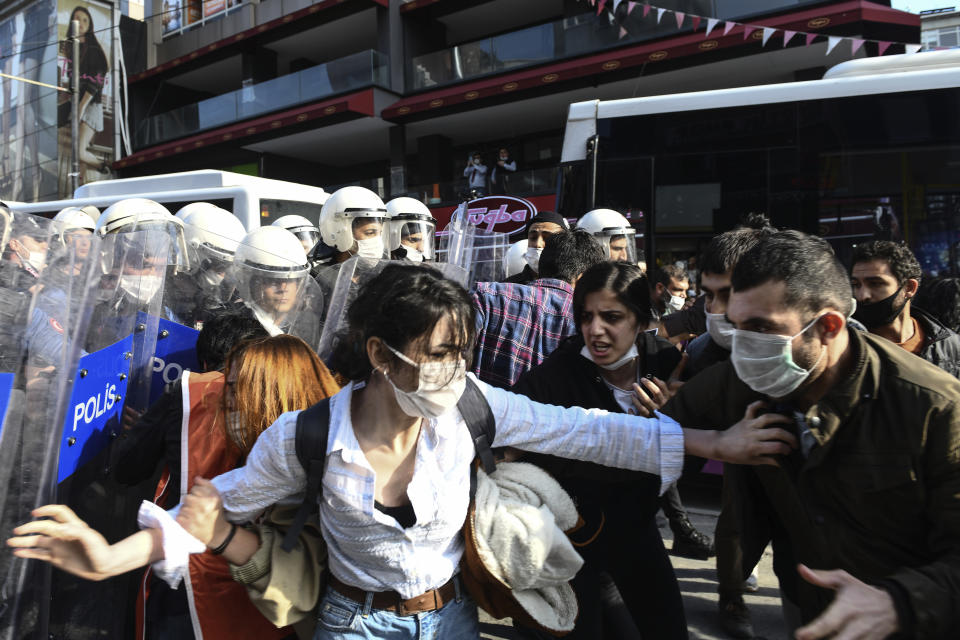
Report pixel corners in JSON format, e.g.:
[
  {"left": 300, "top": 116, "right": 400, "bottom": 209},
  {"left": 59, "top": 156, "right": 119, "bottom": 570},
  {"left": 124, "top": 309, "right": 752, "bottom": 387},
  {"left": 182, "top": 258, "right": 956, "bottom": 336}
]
[
  {"left": 491, "top": 25, "right": 554, "bottom": 71},
  {"left": 135, "top": 49, "right": 387, "bottom": 149}
]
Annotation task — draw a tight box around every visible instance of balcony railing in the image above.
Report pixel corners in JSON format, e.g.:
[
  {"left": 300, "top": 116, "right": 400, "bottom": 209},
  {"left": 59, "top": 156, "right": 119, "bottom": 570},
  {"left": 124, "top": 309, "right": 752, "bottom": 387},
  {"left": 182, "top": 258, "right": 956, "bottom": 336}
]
[
  {"left": 409, "top": 0, "right": 822, "bottom": 91},
  {"left": 134, "top": 50, "right": 389, "bottom": 149},
  {"left": 406, "top": 166, "right": 558, "bottom": 206}
]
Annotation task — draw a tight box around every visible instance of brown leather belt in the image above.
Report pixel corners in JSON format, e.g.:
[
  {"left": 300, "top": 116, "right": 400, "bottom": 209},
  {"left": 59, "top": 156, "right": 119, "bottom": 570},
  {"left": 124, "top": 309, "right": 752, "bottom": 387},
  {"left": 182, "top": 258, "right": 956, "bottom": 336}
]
[{"left": 328, "top": 574, "right": 459, "bottom": 616}]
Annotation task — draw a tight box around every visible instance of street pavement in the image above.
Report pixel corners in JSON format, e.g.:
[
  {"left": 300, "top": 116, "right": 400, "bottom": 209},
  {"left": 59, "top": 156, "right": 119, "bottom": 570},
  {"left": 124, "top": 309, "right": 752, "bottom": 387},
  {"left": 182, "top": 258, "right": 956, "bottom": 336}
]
[{"left": 478, "top": 482, "right": 790, "bottom": 640}]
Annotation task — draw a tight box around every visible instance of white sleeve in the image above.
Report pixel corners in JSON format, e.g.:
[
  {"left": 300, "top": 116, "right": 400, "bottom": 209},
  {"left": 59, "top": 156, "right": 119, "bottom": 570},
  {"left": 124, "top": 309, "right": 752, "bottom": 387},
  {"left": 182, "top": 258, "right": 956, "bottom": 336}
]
[
  {"left": 504, "top": 160, "right": 516, "bottom": 171},
  {"left": 477, "top": 376, "right": 684, "bottom": 494},
  {"left": 210, "top": 411, "right": 308, "bottom": 523}
]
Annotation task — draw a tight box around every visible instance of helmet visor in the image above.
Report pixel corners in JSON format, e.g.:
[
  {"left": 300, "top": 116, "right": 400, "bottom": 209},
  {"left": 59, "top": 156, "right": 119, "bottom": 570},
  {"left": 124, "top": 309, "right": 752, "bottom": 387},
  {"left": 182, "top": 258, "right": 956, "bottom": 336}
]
[
  {"left": 389, "top": 218, "right": 435, "bottom": 261},
  {"left": 600, "top": 227, "right": 637, "bottom": 264}
]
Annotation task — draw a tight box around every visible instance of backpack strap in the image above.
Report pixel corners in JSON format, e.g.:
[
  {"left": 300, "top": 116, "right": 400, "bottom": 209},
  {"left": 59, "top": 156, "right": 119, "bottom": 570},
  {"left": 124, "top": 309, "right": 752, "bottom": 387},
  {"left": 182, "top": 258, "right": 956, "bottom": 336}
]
[
  {"left": 458, "top": 377, "right": 497, "bottom": 475},
  {"left": 282, "top": 398, "right": 331, "bottom": 553}
]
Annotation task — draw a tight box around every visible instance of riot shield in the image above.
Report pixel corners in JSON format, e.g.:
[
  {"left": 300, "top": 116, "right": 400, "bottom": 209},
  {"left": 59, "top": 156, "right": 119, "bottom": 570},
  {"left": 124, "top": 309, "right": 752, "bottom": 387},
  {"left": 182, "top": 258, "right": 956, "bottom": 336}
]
[
  {"left": 438, "top": 205, "right": 509, "bottom": 287},
  {"left": 227, "top": 235, "right": 325, "bottom": 352},
  {"left": 44, "top": 228, "right": 173, "bottom": 640},
  {"left": 0, "top": 213, "right": 103, "bottom": 640},
  {"left": 316, "top": 257, "right": 468, "bottom": 366}
]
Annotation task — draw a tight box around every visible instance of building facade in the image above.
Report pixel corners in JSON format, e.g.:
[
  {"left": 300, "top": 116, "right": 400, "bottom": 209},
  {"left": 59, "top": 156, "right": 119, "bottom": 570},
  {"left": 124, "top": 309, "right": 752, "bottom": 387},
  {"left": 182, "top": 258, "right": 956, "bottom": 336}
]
[{"left": 4, "top": 0, "right": 920, "bottom": 210}]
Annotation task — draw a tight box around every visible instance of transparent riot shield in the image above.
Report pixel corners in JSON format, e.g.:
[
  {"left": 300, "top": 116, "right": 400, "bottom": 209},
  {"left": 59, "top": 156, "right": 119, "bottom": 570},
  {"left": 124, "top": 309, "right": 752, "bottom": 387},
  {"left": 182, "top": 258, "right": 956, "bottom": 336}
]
[
  {"left": 42, "top": 229, "right": 173, "bottom": 640},
  {"left": 227, "top": 235, "right": 326, "bottom": 353},
  {"left": 438, "top": 205, "right": 509, "bottom": 287},
  {"left": 0, "top": 213, "right": 103, "bottom": 640},
  {"left": 316, "top": 257, "right": 469, "bottom": 366}
]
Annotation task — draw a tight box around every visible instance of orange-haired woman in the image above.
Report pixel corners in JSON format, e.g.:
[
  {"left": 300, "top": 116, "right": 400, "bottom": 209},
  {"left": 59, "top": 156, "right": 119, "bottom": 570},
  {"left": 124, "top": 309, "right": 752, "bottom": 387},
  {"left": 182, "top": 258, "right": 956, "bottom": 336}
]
[{"left": 19, "top": 335, "right": 338, "bottom": 640}]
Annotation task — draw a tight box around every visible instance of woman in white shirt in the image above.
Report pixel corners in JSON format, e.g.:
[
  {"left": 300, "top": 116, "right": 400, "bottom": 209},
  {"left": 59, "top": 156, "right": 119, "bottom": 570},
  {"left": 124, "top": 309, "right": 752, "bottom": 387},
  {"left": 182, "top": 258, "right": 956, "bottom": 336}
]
[{"left": 9, "top": 264, "right": 797, "bottom": 640}]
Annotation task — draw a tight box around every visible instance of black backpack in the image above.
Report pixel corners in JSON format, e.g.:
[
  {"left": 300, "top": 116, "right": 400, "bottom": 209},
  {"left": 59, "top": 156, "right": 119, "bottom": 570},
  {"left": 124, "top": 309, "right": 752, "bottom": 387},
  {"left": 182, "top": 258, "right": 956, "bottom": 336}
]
[{"left": 281, "top": 377, "right": 497, "bottom": 552}]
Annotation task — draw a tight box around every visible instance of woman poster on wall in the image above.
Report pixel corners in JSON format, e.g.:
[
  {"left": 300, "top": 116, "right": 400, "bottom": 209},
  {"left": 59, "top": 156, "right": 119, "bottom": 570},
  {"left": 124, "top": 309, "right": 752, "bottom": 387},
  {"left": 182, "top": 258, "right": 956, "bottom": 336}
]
[{"left": 56, "top": 0, "right": 113, "bottom": 196}]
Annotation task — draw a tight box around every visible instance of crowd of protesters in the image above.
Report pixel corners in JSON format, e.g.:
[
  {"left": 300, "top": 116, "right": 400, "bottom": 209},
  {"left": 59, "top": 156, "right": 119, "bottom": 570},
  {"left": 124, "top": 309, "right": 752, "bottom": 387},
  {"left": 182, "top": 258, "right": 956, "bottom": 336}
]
[{"left": 4, "top": 191, "right": 960, "bottom": 640}]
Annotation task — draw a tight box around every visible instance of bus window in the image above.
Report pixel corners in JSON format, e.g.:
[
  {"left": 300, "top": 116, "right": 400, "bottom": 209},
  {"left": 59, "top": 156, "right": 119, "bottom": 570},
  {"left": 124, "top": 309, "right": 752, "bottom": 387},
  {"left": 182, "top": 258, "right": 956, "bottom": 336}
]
[{"left": 259, "top": 199, "right": 325, "bottom": 227}]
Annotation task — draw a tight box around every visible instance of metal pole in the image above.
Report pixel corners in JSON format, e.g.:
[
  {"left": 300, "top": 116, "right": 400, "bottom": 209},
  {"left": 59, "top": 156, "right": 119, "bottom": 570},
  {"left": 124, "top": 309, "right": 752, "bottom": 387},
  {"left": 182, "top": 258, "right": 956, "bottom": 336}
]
[{"left": 70, "top": 19, "right": 80, "bottom": 194}]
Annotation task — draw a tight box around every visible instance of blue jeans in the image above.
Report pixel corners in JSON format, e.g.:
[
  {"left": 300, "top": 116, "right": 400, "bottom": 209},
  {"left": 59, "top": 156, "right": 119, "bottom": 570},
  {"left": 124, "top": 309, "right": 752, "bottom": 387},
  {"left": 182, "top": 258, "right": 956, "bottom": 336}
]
[{"left": 312, "top": 581, "right": 480, "bottom": 640}]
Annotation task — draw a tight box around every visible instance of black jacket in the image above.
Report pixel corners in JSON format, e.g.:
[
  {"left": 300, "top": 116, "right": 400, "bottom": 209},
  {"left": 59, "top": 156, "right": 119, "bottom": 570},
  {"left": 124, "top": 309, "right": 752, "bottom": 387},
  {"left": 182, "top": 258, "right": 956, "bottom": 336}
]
[
  {"left": 512, "top": 332, "right": 681, "bottom": 538},
  {"left": 504, "top": 264, "right": 537, "bottom": 285},
  {"left": 914, "top": 307, "right": 960, "bottom": 378}
]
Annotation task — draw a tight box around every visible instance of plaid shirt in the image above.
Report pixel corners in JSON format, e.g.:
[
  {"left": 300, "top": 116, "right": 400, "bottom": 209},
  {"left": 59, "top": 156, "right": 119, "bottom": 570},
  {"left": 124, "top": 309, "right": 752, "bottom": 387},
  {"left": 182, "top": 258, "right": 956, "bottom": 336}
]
[{"left": 471, "top": 278, "right": 577, "bottom": 388}]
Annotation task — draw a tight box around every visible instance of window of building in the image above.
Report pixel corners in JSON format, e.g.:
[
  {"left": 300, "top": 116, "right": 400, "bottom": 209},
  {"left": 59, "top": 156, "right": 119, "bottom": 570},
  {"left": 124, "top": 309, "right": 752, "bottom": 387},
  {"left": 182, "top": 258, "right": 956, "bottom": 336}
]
[{"left": 922, "top": 24, "right": 960, "bottom": 49}]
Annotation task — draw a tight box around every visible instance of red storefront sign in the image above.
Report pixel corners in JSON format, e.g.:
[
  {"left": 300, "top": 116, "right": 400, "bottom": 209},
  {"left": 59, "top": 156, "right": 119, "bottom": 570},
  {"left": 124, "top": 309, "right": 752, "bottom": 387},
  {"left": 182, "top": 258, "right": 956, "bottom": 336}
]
[{"left": 430, "top": 194, "right": 557, "bottom": 233}]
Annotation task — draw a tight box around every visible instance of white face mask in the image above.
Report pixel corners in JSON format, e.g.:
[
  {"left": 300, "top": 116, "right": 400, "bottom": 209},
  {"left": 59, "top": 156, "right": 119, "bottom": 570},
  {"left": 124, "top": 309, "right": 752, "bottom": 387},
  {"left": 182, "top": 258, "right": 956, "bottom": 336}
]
[
  {"left": 730, "top": 315, "right": 826, "bottom": 398},
  {"left": 404, "top": 247, "right": 424, "bottom": 263},
  {"left": 665, "top": 294, "right": 685, "bottom": 313},
  {"left": 199, "top": 268, "right": 225, "bottom": 289},
  {"left": 119, "top": 273, "right": 163, "bottom": 303},
  {"left": 382, "top": 342, "right": 467, "bottom": 419},
  {"left": 580, "top": 342, "right": 639, "bottom": 371},
  {"left": 356, "top": 236, "right": 384, "bottom": 259},
  {"left": 523, "top": 247, "right": 543, "bottom": 272},
  {"left": 706, "top": 312, "right": 735, "bottom": 351},
  {"left": 25, "top": 251, "right": 46, "bottom": 272}
]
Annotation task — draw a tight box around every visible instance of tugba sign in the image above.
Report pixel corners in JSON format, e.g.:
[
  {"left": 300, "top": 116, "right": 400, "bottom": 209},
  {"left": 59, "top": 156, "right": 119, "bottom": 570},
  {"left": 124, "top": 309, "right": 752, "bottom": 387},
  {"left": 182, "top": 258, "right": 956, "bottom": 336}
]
[{"left": 460, "top": 196, "right": 538, "bottom": 235}]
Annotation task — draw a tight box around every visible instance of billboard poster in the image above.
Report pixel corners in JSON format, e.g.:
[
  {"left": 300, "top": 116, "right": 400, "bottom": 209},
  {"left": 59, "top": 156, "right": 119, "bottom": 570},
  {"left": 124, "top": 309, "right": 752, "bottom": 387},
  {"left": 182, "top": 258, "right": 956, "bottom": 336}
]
[
  {"left": 203, "top": 0, "right": 226, "bottom": 18},
  {"left": 0, "top": 0, "right": 60, "bottom": 203},
  {"left": 56, "top": 0, "right": 115, "bottom": 197},
  {"left": 161, "top": 0, "right": 183, "bottom": 34}
]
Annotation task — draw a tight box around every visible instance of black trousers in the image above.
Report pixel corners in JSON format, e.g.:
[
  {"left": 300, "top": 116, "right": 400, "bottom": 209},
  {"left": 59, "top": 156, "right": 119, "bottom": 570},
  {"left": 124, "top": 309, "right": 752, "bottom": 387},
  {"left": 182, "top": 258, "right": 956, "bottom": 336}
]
[{"left": 516, "top": 508, "right": 688, "bottom": 639}]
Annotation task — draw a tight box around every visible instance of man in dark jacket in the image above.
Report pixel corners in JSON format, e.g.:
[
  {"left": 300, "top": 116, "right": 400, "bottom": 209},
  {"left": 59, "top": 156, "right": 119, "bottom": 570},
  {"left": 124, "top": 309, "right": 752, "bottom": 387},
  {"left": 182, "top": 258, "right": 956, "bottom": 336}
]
[
  {"left": 851, "top": 240, "right": 960, "bottom": 377},
  {"left": 663, "top": 230, "right": 960, "bottom": 639}
]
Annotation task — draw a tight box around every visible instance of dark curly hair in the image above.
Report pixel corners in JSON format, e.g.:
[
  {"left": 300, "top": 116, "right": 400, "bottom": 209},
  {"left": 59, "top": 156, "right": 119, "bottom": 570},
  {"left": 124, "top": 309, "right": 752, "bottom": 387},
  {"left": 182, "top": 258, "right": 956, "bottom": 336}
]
[
  {"left": 329, "top": 264, "right": 476, "bottom": 381},
  {"left": 850, "top": 240, "right": 922, "bottom": 287},
  {"left": 914, "top": 276, "right": 960, "bottom": 334}
]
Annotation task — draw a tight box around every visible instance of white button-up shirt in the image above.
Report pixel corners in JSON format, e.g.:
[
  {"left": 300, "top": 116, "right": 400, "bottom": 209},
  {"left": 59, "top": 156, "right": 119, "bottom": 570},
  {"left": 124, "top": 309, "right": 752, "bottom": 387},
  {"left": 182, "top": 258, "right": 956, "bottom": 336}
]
[{"left": 211, "top": 374, "right": 683, "bottom": 599}]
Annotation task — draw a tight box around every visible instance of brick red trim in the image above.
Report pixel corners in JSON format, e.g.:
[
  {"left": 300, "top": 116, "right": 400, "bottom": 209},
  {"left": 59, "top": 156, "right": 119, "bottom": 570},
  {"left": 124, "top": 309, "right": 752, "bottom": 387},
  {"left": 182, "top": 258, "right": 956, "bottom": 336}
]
[
  {"left": 130, "top": 0, "right": 387, "bottom": 84},
  {"left": 383, "top": 1, "right": 918, "bottom": 121},
  {"left": 398, "top": 0, "right": 445, "bottom": 13},
  {"left": 114, "top": 89, "right": 376, "bottom": 169}
]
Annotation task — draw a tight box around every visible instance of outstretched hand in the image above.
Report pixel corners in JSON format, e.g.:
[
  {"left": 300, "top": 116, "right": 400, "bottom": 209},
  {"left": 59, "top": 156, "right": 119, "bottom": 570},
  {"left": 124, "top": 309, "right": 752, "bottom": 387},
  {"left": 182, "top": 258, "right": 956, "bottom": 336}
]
[
  {"left": 714, "top": 401, "right": 797, "bottom": 466},
  {"left": 7, "top": 505, "right": 115, "bottom": 581},
  {"left": 177, "top": 477, "right": 230, "bottom": 549},
  {"left": 794, "top": 564, "right": 899, "bottom": 640}
]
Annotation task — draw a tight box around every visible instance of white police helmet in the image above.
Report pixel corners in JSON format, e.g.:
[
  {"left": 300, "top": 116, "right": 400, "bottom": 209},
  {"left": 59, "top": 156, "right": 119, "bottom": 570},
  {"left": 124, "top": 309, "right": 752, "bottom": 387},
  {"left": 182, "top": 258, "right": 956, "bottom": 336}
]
[
  {"left": 272, "top": 214, "right": 321, "bottom": 254},
  {"left": 97, "top": 198, "right": 190, "bottom": 272},
  {"left": 181, "top": 205, "right": 246, "bottom": 264},
  {"left": 385, "top": 197, "right": 436, "bottom": 262},
  {"left": 319, "top": 186, "right": 387, "bottom": 256},
  {"left": 576, "top": 208, "right": 637, "bottom": 264},
  {"left": 231, "top": 226, "right": 309, "bottom": 332},
  {"left": 174, "top": 201, "right": 222, "bottom": 221},
  {"left": 502, "top": 239, "right": 529, "bottom": 279}
]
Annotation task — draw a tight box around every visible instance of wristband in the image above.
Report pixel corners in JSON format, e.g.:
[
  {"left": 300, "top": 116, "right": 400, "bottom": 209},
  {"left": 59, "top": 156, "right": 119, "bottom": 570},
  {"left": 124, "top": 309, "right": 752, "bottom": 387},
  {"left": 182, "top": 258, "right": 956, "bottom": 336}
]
[{"left": 211, "top": 523, "right": 238, "bottom": 555}]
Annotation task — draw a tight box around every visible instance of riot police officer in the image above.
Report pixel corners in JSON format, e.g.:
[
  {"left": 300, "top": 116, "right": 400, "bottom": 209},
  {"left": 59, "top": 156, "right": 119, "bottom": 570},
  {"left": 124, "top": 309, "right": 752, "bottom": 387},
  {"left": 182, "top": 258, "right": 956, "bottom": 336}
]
[
  {"left": 272, "top": 214, "right": 321, "bottom": 255},
  {"left": 576, "top": 208, "right": 639, "bottom": 264},
  {"left": 385, "top": 197, "right": 436, "bottom": 263}
]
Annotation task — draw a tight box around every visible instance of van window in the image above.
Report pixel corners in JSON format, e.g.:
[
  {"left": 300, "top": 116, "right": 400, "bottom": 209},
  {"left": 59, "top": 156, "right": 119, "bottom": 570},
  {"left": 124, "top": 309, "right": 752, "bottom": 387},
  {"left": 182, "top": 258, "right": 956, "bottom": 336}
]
[{"left": 259, "top": 199, "right": 324, "bottom": 227}]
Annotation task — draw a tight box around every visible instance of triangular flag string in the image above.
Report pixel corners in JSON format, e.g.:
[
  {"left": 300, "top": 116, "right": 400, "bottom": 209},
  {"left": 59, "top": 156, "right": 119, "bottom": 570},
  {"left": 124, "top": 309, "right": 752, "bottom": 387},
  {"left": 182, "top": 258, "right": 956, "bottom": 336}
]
[
  {"left": 574, "top": 0, "right": 923, "bottom": 61},
  {"left": 705, "top": 17, "right": 719, "bottom": 37},
  {"left": 762, "top": 27, "right": 776, "bottom": 46}
]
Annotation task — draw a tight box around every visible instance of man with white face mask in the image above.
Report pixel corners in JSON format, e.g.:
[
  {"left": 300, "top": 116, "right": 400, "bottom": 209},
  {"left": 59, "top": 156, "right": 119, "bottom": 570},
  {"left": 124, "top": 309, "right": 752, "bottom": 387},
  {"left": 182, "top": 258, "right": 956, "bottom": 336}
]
[
  {"left": 663, "top": 230, "right": 960, "bottom": 640},
  {"left": 651, "top": 264, "right": 688, "bottom": 319},
  {"left": 1, "top": 208, "right": 50, "bottom": 292},
  {"left": 505, "top": 211, "right": 570, "bottom": 285}
]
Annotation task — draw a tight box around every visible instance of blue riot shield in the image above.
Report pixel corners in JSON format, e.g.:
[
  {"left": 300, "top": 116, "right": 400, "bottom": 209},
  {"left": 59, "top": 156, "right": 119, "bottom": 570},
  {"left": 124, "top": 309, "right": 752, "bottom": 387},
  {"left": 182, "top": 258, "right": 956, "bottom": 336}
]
[
  {"left": 146, "top": 315, "right": 200, "bottom": 407},
  {"left": 0, "top": 373, "right": 14, "bottom": 440}
]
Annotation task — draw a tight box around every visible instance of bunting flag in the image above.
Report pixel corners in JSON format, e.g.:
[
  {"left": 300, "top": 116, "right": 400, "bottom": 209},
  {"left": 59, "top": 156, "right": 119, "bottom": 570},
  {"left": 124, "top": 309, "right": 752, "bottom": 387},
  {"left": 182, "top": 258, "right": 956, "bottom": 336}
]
[
  {"left": 705, "top": 17, "right": 719, "bottom": 37},
  {"left": 574, "top": 0, "right": 923, "bottom": 60},
  {"left": 826, "top": 35, "right": 841, "bottom": 55}
]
